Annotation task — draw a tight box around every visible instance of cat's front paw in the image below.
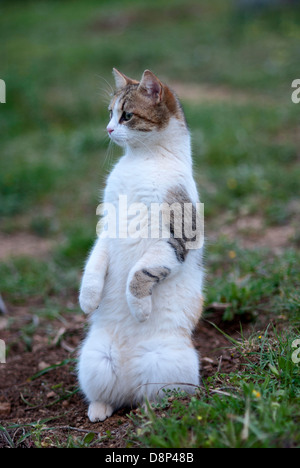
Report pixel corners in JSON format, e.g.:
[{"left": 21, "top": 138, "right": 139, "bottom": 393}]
[
  {"left": 126, "top": 292, "right": 152, "bottom": 323},
  {"left": 79, "top": 274, "right": 104, "bottom": 314}
]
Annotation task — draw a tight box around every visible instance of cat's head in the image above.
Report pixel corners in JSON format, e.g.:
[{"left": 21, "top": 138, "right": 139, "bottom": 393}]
[{"left": 107, "top": 69, "right": 187, "bottom": 148}]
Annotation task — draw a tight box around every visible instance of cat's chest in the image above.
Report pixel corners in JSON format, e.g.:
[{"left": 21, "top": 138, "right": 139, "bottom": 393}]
[{"left": 105, "top": 157, "right": 162, "bottom": 206}]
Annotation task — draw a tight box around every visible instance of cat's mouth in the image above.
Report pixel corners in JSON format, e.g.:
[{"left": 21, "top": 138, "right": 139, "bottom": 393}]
[{"left": 108, "top": 131, "right": 127, "bottom": 147}]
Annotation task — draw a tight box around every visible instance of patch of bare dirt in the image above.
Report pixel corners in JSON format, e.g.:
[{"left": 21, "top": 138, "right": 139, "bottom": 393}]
[
  {"left": 275, "top": 125, "right": 300, "bottom": 146},
  {"left": 0, "top": 232, "right": 54, "bottom": 260},
  {"left": 0, "top": 302, "right": 250, "bottom": 448},
  {"left": 171, "top": 82, "right": 253, "bottom": 105},
  {"left": 170, "top": 82, "right": 276, "bottom": 106},
  {"left": 211, "top": 215, "right": 297, "bottom": 251}
]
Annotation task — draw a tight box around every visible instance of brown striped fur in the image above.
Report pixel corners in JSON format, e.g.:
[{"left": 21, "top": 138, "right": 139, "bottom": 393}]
[
  {"left": 109, "top": 69, "right": 186, "bottom": 132},
  {"left": 163, "top": 185, "right": 197, "bottom": 263},
  {"left": 129, "top": 266, "right": 171, "bottom": 299}
]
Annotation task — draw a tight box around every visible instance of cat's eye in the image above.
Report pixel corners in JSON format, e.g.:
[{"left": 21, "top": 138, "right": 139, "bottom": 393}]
[{"left": 121, "top": 111, "right": 133, "bottom": 123}]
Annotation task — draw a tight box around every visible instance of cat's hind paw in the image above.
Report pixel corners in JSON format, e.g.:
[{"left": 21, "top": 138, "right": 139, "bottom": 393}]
[{"left": 88, "top": 401, "right": 113, "bottom": 422}]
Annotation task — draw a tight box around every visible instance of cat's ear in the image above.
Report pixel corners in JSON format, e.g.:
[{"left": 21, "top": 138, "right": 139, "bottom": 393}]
[
  {"left": 138, "top": 70, "right": 163, "bottom": 104},
  {"left": 112, "top": 68, "right": 137, "bottom": 90}
]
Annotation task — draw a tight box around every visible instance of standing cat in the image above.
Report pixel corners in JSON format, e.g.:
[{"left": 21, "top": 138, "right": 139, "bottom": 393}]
[{"left": 78, "top": 69, "right": 204, "bottom": 422}]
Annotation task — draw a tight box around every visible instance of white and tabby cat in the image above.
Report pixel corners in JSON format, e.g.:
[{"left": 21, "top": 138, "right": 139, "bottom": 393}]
[{"left": 78, "top": 69, "right": 204, "bottom": 422}]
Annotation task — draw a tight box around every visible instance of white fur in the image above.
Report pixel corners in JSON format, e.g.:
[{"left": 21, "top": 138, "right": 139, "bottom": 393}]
[{"left": 78, "top": 111, "right": 204, "bottom": 422}]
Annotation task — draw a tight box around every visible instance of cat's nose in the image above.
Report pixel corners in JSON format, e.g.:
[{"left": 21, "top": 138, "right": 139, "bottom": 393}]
[{"left": 107, "top": 127, "right": 114, "bottom": 135}]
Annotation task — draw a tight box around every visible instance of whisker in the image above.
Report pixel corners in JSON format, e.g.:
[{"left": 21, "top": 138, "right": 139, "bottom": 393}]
[
  {"left": 103, "top": 137, "right": 115, "bottom": 169},
  {"left": 96, "top": 88, "right": 113, "bottom": 105},
  {"left": 95, "top": 74, "right": 114, "bottom": 95}
]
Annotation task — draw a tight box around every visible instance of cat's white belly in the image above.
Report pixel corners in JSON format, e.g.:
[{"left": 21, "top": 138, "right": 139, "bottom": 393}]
[{"left": 90, "top": 235, "right": 203, "bottom": 341}]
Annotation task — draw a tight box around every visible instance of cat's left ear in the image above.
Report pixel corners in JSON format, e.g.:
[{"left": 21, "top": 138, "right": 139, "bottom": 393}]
[
  {"left": 112, "top": 68, "right": 138, "bottom": 90},
  {"left": 138, "top": 70, "right": 163, "bottom": 104}
]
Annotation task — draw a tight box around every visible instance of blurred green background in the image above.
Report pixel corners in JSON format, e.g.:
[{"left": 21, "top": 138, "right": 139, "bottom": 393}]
[{"left": 0, "top": 0, "right": 299, "bottom": 321}]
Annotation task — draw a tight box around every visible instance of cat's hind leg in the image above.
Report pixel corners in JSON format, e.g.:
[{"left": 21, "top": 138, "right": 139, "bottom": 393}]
[
  {"left": 78, "top": 330, "right": 119, "bottom": 422},
  {"left": 130, "top": 338, "right": 200, "bottom": 405}
]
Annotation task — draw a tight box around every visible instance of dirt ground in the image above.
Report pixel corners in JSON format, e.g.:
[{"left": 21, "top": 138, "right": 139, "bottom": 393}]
[
  {"left": 0, "top": 217, "right": 293, "bottom": 448},
  {"left": 0, "top": 298, "right": 251, "bottom": 448}
]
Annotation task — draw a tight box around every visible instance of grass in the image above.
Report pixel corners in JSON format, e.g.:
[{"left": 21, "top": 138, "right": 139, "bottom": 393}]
[
  {"left": 0, "top": 0, "right": 299, "bottom": 449},
  {"left": 205, "top": 243, "right": 300, "bottom": 322},
  {"left": 128, "top": 328, "right": 300, "bottom": 448}
]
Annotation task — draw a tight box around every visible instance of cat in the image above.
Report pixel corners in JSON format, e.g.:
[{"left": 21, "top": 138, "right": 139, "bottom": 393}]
[{"left": 78, "top": 69, "right": 204, "bottom": 422}]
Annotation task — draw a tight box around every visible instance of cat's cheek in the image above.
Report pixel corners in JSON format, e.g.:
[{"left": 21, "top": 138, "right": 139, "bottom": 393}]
[
  {"left": 126, "top": 292, "right": 152, "bottom": 322},
  {"left": 110, "top": 133, "right": 127, "bottom": 148}
]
